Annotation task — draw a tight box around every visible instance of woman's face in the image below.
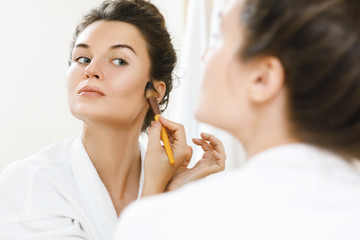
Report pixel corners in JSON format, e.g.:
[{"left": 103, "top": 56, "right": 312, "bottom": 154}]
[
  {"left": 195, "top": 0, "right": 252, "bottom": 135},
  {"left": 67, "top": 20, "right": 151, "bottom": 127}
]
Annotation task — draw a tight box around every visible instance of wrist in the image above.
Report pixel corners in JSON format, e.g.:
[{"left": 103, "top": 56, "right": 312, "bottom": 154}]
[{"left": 141, "top": 179, "right": 167, "bottom": 197}]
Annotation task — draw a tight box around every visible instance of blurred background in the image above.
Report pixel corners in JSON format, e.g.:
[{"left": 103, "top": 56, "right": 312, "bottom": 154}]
[{"left": 0, "top": 0, "right": 245, "bottom": 173}]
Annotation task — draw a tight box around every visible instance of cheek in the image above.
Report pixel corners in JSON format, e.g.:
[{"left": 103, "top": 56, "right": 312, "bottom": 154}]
[
  {"left": 107, "top": 66, "right": 148, "bottom": 102},
  {"left": 195, "top": 47, "right": 233, "bottom": 125},
  {"left": 104, "top": 66, "right": 149, "bottom": 120},
  {"left": 66, "top": 62, "right": 150, "bottom": 124}
]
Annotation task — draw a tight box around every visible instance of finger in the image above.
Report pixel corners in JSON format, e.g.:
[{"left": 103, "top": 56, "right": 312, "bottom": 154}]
[
  {"left": 183, "top": 146, "right": 193, "bottom": 168},
  {"left": 192, "top": 138, "right": 203, "bottom": 146},
  {"left": 192, "top": 138, "right": 212, "bottom": 152},
  {"left": 200, "top": 132, "right": 225, "bottom": 152},
  {"left": 167, "top": 129, "right": 175, "bottom": 143},
  {"left": 213, "top": 151, "right": 225, "bottom": 169},
  {"left": 212, "top": 151, "right": 222, "bottom": 160},
  {"left": 158, "top": 116, "right": 186, "bottom": 143},
  {"left": 157, "top": 123, "right": 175, "bottom": 144},
  {"left": 192, "top": 159, "right": 221, "bottom": 177}
]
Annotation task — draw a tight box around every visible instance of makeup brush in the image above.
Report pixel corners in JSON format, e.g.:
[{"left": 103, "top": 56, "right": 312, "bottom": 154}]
[{"left": 145, "top": 82, "right": 175, "bottom": 165}]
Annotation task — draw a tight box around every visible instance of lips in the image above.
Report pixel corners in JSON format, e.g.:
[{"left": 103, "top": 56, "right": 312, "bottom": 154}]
[{"left": 78, "top": 85, "right": 105, "bottom": 96}]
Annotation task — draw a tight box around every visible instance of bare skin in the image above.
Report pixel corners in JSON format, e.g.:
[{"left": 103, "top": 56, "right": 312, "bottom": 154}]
[
  {"left": 195, "top": 0, "right": 300, "bottom": 158},
  {"left": 67, "top": 21, "right": 226, "bottom": 215},
  {"left": 146, "top": 0, "right": 300, "bottom": 177}
]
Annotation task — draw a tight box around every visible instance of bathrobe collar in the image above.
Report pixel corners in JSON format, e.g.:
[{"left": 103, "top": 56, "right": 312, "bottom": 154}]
[{"left": 70, "top": 135, "right": 145, "bottom": 240}]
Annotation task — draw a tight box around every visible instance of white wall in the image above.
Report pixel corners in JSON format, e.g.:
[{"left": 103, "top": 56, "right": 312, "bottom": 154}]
[{"left": 0, "top": 0, "right": 185, "bottom": 172}]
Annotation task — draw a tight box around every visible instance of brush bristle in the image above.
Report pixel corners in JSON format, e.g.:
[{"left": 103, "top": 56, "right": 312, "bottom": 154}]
[{"left": 145, "top": 82, "right": 157, "bottom": 98}]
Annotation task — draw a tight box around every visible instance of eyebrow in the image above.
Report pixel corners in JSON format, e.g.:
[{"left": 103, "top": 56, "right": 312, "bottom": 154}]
[
  {"left": 110, "top": 44, "right": 137, "bottom": 55},
  {"left": 74, "top": 43, "right": 137, "bottom": 55}
]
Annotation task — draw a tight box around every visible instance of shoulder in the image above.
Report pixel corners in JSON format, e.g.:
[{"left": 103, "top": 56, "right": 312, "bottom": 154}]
[
  {"left": 2, "top": 137, "right": 76, "bottom": 174},
  {"left": 0, "top": 137, "right": 76, "bottom": 189},
  {"left": 115, "top": 171, "right": 242, "bottom": 240},
  {"left": 0, "top": 137, "right": 78, "bottom": 222},
  {"left": 115, "top": 156, "right": 360, "bottom": 240}
]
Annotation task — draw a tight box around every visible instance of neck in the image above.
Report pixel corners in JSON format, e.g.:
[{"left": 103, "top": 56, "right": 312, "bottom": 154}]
[
  {"left": 82, "top": 122, "right": 142, "bottom": 202},
  {"left": 236, "top": 100, "right": 301, "bottom": 159},
  {"left": 244, "top": 126, "right": 300, "bottom": 159}
]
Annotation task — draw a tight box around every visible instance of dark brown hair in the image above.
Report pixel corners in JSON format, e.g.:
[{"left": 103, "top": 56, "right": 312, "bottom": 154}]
[
  {"left": 241, "top": 0, "right": 360, "bottom": 159},
  {"left": 70, "top": 0, "right": 176, "bottom": 131}
]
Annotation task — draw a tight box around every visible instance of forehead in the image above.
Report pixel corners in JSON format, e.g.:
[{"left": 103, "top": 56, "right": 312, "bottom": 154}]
[
  {"left": 222, "top": 0, "right": 243, "bottom": 26},
  {"left": 220, "top": 0, "right": 244, "bottom": 49},
  {"left": 75, "top": 20, "right": 148, "bottom": 55}
]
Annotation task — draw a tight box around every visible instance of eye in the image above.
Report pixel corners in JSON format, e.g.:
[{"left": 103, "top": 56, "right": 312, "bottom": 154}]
[
  {"left": 75, "top": 57, "right": 91, "bottom": 64},
  {"left": 112, "top": 58, "right": 128, "bottom": 66}
]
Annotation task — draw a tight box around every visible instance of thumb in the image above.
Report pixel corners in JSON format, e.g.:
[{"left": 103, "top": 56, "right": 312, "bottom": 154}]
[{"left": 147, "top": 121, "right": 162, "bottom": 150}]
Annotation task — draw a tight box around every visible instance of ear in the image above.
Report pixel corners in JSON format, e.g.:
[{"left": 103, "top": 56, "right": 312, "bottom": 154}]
[
  {"left": 152, "top": 80, "right": 166, "bottom": 103},
  {"left": 247, "top": 57, "right": 285, "bottom": 103}
]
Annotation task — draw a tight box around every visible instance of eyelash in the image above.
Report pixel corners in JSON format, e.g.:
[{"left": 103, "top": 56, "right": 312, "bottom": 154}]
[{"left": 74, "top": 57, "right": 128, "bottom": 66}]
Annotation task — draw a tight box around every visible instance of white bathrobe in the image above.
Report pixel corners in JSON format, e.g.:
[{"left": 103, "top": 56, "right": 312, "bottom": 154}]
[
  {"left": 0, "top": 136, "right": 144, "bottom": 240},
  {"left": 115, "top": 144, "right": 360, "bottom": 240}
]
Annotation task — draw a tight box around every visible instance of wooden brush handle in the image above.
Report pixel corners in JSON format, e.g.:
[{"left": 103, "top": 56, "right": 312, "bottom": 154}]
[
  {"left": 147, "top": 97, "right": 160, "bottom": 115},
  {"left": 155, "top": 114, "right": 175, "bottom": 165}
]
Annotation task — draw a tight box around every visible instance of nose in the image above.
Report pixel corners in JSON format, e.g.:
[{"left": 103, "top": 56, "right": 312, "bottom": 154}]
[{"left": 84, "top": 59, "right": 104, "bottom": 80}]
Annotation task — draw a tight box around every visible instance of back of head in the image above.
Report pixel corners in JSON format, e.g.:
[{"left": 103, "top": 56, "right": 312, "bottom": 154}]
[{"left": 240, "top": 0, "right": 360, "bottom": 159}]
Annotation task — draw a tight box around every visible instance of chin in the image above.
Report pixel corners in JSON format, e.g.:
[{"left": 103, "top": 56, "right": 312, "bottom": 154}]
[
  {"left": 194, "top": 103, "right": 219, "bottom": 128},
  {"left": 194, "top": 100, "right": 207, "bottom": 122},
  {"left": 196, "top": 104, "right": 238, "bottom": 135},
  {"left": 69, "top": 105, "right": 104, "bottom": 123}
]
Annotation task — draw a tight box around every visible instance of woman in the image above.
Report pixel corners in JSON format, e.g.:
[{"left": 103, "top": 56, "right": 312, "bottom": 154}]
[
  {"left": 115, "top": 0, "right": 360, "bottom": 239},
  {"left": 0, "top": 1, "right": 225, "bottom": 239}
]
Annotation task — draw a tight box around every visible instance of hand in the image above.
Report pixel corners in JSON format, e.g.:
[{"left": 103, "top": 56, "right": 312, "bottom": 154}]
[
  {"left": 141, "top": 116, "right": 192, "bottom": 197},
  {"left": 166, "top": 132, "right": 226, "bottom": 191}
]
